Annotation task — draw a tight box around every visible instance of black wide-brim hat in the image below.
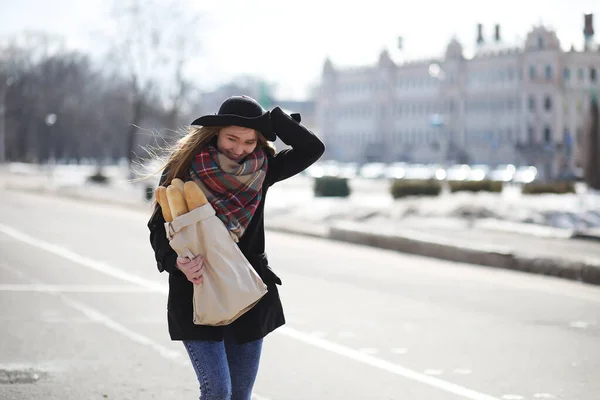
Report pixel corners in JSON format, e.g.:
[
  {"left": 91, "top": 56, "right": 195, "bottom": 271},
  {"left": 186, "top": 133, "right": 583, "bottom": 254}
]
[{"left": 191, "top": 95, "right": 275, "bottom": 141}]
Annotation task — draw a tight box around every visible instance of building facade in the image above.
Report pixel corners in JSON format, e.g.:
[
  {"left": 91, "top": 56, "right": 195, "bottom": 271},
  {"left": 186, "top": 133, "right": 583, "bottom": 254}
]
[{"left": 316, "top": 15, "right": 600, "bottom": 179}]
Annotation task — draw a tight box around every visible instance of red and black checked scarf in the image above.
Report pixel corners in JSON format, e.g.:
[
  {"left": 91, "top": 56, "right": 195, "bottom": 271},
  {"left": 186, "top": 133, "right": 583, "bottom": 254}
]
[{"left": 189, "top": 145, "right": 268, "bottom": 241}]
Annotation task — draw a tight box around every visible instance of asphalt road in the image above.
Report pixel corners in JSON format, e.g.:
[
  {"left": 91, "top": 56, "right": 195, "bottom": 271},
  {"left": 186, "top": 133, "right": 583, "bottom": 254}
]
[{"left": 0, "top": 190, "right": 599, "bottom": 400}]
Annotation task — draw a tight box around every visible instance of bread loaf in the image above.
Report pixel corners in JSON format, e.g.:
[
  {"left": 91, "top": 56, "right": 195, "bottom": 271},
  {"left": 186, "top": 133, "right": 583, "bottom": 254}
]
[
  {"left": 184, "top": 181, "right": 209, "bottom": 210},
  {"left": 166, "top": 184, "right": 189, "bottom": 218},
  {"left": 171, "top": 178, "right": 185, "bottom": 194},
  {"left": 155, "top": 186, "right": 173, "bottom": 222}
]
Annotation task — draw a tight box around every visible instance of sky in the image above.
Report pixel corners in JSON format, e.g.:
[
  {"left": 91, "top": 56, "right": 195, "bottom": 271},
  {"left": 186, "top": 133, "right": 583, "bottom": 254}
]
[{"left": 1, "top": 0, "right": 599, "bottom": 100}]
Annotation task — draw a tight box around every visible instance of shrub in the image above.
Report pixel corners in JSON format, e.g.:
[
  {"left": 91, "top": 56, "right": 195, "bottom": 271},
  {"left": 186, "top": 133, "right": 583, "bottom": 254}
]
[
  {"left": 521, "top": 181, "right": 575, "bottom": 195},
  {"left": 314, "top": 176, "right": 351, "bottom": 197},
  {"left": 448, "top": 180, "right": 503, "bottom": 193},
  {"left": 390, "top": 179, "right": 442, "bottom": 199},
  {"left": 87, "top": 171, "right": 109, "bottom": 184}
]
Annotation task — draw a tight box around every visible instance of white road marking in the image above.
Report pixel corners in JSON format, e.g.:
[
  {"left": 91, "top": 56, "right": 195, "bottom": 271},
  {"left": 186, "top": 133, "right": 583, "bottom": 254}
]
[
  {"left": 277, "top": 327, "right": 502, "bottom": 400},
  {"left": 453, "top": 368, "right": 473, "bottom": 375},
  {"left": 424, "top": 369, "right": 444, "bottom": 375},
  {"left": 0, "top": 224, "right": 272, "bottom": 398},
  {"left": 251, "top": 395, "right": 272, "bottom": 400},
  {"left": 0, "top": 224, "right": 168, "bottom": 294},
  {"left": 569, "top": 320, "right": 594, "bottom": 329},
  {"left": 0, "top": 223, "right": 522, "bottom": 400},
  {"left": 61, "top": 296, "right": 182, "bottom": 361},
  {"left": 0, "top": 264, "right": 183, "bottom": 362}
]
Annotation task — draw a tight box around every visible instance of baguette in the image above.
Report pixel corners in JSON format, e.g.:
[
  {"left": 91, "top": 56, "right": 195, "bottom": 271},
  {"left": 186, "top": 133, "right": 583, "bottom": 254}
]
[
  {"left": 166, "top": 184, "right": 189, "bottom": 218},
  {"left": 171, "top": 178, "right": 185, "bottom": 194},
  {"left": 184, "top": 181, "right": 209, "bottom": 210},
  {"left": 155, "top": 186, "right": 173, "bottom": 222}
]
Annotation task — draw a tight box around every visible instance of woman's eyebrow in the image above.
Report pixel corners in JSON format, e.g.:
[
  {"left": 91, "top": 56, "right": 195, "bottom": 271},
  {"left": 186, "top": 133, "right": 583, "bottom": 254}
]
[{"left": 226, "top": 133, "right": 256, "bottom": 142}]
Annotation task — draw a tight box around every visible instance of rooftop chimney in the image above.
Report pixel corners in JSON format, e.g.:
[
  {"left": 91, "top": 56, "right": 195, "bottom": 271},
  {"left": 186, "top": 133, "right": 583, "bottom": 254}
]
[
  {"left": 494, "top": 24, "right": 501, "bottom": 42},
  {"left": 584, "top": 13, "right": 595, "bottom": 50},
  {"left": 477, "top": 23, "right": 484, "bottom": 46}
]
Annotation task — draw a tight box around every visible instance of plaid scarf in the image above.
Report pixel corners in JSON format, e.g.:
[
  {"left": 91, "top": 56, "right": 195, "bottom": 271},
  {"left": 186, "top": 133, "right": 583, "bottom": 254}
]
[{"left": 189, "top": 145, "right": 267, "bottom": 241}]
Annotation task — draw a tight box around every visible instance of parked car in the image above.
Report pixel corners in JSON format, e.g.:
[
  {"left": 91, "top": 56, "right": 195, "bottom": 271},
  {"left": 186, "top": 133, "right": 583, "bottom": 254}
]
[
  {"left": 445, "top": 164, "right": 471, "bottom": 181},
  {"left": 402, "top": 164, "right": 437, "bottom": 180},
  {"left": 385, "top": 162, "right": 407, "bottom": 180},
  {"left": 359, "top": 163, "right": 387, "bottom": 179},
  {"left": 512, "top": 166, "right": 537, "bottom": 183},
  {"left": 467, "top": 164, "right": 490, "bottom": 181},
  {"left": 488, "top": 164, "right": 516, "bottom": 182}
]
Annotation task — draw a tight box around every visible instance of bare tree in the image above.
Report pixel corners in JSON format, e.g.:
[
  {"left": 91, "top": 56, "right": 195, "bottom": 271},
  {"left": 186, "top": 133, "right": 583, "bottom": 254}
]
[
  {"left": 106, "top": 0, "right": 202, "bottom": 174},
  {"left": 0, "top": 32, "right": 141, "bottom": 164},
  {"left": 0, "top": 32, "right": 67, "bottom": 162}
]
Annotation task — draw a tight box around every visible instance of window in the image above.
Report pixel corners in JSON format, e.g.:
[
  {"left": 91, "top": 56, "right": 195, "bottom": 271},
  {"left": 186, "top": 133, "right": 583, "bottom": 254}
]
[
  {"left": 591, "top": 68, "right": 597, "bottom": 82},
  {"left": 563, "top": 128, "right": 571, "bottom": 147},
  {"left": 545, "top": 65, "right": 553, "bottom": 80},
  {"left": 564, "top": 67, "right": 570, "bottom": 80},
  {"left": 537, "top": 36, "right": 544, "bottom": 49},
  {"left": 527, "top": 126, "right": 535, "bottom": 142},
  {"left": 529, "top": 66, "right": 536, "bottom": 80},
  {"left": 528, "top": 95, "right": 536, "bottom": 111},
  {"left": 543, "top": 126, "right": 552, "bottom": 143},
  {"left": 578, "top": 68, "right": 584, "bottom": 81},
  {"left": 544, "top": 96, "right": 552, "bottom": 111}
]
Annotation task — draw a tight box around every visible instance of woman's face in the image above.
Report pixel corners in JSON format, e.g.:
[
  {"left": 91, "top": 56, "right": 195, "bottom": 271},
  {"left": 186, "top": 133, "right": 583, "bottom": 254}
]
[{"left": 216, "top": 126, "right": 258, "bottom": 161}]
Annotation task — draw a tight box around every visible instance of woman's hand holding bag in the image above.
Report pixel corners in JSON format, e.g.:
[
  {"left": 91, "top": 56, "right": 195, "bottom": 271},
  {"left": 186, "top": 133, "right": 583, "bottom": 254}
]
[{"left": 154, "top": 178, "right": 268, "bottom": 326}]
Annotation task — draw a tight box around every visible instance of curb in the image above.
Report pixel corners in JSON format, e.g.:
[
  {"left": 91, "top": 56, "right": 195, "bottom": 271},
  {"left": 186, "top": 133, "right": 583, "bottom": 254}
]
[
  {"left": 326, "top": 222, "right": 600, "bottom": 286},
  {"left": 572, "top": 231, "right": 600, "bottom": 242}
]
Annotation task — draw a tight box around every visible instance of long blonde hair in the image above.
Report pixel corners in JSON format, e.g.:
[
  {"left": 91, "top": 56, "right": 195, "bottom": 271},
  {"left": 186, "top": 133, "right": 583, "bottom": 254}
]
[{"left": 158, "top": 125, "right": 275, "bottom": 190}]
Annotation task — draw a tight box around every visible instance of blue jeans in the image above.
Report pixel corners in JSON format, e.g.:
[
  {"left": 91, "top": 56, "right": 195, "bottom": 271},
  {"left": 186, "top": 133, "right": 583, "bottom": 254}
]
[{"left": 183, "top": 328, "right": 263, "bottom": 400}]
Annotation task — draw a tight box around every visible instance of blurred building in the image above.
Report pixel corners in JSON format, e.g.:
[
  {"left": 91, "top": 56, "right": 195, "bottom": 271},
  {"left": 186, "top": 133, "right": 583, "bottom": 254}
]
[
  {"left": 196, "top": 77, "right": 274, "bottom": 118},
  {"left": 316, "top": 14, "right": 600, "bottom": 179},
  {"left": 277, "top": 100, "right": 316, "bottom": 131}
]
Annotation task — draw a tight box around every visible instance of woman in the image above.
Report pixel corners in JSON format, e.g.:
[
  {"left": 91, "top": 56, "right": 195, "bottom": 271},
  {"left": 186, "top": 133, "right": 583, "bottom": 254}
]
[{"left": 147, "top": 95, "right": 325, "bottom": 399}]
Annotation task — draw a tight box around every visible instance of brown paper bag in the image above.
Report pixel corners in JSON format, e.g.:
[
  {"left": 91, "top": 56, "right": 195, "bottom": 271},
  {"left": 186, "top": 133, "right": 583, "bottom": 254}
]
[{"left": 165, "top": 204, "right": 268, "bottom": 326}]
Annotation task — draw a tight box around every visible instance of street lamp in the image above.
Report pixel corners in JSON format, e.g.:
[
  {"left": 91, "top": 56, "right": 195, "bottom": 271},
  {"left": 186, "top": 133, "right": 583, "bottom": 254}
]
[
  {"left": 428, "top": 63, "right": 450, "bottom": 167},
  {"left": 45, "top": 113, "right": 57, "bottom": 163},
  {"left": 428, "top": 63, "right": 445, "bottom": 80},
  {"left": 44, "top": 112, "right": 58, "bottom": 181},
  {"left": 45, "top": 113, "right": 57, "bottom": 126}
]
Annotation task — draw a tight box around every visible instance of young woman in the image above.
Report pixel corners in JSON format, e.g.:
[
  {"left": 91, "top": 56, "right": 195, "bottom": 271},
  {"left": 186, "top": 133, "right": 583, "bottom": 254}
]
[{"left": 147, "top": 95, "right": 325, "bottom": 399}]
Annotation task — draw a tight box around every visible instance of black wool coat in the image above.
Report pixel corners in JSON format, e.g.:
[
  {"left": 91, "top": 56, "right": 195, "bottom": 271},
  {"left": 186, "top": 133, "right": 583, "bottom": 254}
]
[{"left": 147, "top": 123, "right": 325, "bottom": 344}]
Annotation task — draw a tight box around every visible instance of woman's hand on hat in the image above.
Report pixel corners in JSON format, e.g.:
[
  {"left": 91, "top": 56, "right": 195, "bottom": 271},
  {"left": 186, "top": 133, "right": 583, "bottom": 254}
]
[{"left": 176, "top": 255, "right": 205, "bottom": 284}]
